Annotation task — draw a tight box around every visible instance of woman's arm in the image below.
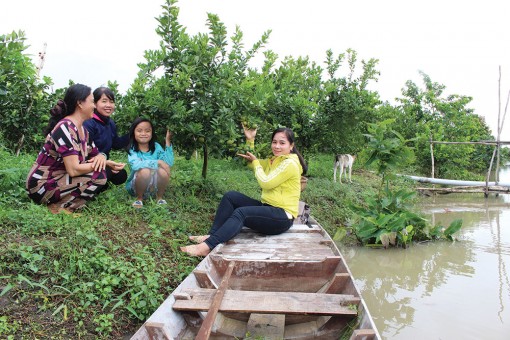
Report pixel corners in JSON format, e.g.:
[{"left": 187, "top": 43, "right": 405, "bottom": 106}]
[
  {"left": 111, "top": 120, "right": 130, "bottom": 150},
  {"left": 63, "top": 155, "right": 97, "bottom": 177},
  {"left": 253, "top": 158, "right": 300, "bottom": 190}
]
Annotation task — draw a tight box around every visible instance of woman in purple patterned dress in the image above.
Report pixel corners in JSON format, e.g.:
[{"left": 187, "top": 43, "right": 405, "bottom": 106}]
[{"left": 26, "top": 84, "right": 109, "bottom": 214}]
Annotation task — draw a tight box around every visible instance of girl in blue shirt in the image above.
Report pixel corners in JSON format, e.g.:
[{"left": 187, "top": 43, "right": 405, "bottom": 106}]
[{"left": 125, "top": 117, "right": 174, "bottom": 208}]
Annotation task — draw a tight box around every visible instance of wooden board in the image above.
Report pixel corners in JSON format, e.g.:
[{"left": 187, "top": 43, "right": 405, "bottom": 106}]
[{"left": 173, "top": 289, "right": 360, "bottom": 316}]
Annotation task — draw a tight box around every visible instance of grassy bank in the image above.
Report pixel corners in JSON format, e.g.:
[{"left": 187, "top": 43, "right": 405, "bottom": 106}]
[{"left": 0, "top": 150, "right": 401, "bottom": 339}]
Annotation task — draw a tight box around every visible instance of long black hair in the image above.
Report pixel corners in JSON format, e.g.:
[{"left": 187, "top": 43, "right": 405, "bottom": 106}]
[
  {"left": 127, "top": 117, "right": 156, "bottom": 153},
  {"left": 44, "top": 84, "right": 91, "bottom": 136},
  {"left": 272, "top": 127, "right": 308, "bottom": 175}
]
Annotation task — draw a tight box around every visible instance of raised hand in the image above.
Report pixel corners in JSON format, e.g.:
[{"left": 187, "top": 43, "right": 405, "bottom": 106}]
[
  {"left": 166, "top": 129, "right": 173, "bottom": 147},
  {"left": 242, "top": 123, "right": 257, "bottom": 141}
]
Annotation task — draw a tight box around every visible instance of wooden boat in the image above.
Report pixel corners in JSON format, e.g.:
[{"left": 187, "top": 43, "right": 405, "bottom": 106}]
[{"left": 131, "top": 217, "right": 380, "bottom": 339}]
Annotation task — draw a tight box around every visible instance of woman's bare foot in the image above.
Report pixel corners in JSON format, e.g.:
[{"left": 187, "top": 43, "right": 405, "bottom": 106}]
[
  {"left": 188, "top": 235, "right": 210, "bottom": 244},
  {"left": 48, "top": 203, "right": 74, "bottom": 215},
  {"left": 48, "top": 203, "right": 81, "bottom": 217},
  {"left": 48, "top": 203, "right": 62, "bottom": 214},
  {"left": 180, "top": 243, "right": 211, "bottom": 257}
]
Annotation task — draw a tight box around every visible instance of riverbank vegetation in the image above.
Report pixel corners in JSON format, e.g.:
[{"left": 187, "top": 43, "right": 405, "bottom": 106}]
[
  {"left": 0, "top": 147, "right": 441, "bottom": 338},
  {"left": 0, "top": 0, "right": 503, "bottom": 337}
]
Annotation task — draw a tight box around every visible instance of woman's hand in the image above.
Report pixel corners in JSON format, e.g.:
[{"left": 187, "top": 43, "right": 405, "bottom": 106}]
[
  {"left": 242, "top": 124, "right": 257, "bottom": 141},
  {"left": 89, "top": 154, "right": 107, "bottom": 171},
  {"left": 106, "top": 160, "right": 125, "bottom": 174},
  {"left": 166, "top": 130, "right": 173, "bottom": 147},
  {"left": 237, "top": 151, "right": 257, "bottom": 162}
]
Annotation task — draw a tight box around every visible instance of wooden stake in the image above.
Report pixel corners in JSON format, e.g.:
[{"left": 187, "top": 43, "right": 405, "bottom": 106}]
[{"left": 195, "top": 261, "right": 235, "bottom": 340}]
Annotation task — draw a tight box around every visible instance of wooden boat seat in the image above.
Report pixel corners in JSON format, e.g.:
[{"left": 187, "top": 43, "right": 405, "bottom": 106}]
[{"left": 173, "top": 288, "right": 361, "bottom": 316}]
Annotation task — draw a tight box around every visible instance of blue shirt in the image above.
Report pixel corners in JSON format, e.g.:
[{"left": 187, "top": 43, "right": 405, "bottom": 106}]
[
  {"left": 84, "top": 113, "right": 129, "bottom": 158},
  {"left": 125, "top": 143, "right": 174, "bottom": 191}
]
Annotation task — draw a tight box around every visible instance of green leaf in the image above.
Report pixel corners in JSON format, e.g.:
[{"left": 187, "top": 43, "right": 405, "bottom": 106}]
[
  {"left": 333, "top": 227, "right": 347, "bottom": 241},
  {"left": 0, "top": 283, "right": 13, "bottom": 297},
  {"left": 444, "top": 219, "right": 462, "bottom": 237}
]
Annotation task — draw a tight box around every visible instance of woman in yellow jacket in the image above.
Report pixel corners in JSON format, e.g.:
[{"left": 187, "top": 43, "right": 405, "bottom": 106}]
[{"left": 181, "top": 126, "right": 307, "bottom": 256}]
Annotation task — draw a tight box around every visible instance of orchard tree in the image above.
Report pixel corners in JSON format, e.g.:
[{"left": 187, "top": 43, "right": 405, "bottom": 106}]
[
  {"left": 313, "top": 49, "right": 381, "bottom": 154},
  {"left": 119, "top": 0, "right": 272, "bottom": 178},
  {"left": 0, "top": 30, "right": 53, "bottom": 154},
  {"left": 262, "top": 55, "right": 323, "bottom": 154}
]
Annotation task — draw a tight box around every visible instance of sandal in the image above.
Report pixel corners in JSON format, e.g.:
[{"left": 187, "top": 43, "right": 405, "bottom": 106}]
[
  {"left": 132, "top": 200, "right": 143, "bottom": 208},
  {"left": 157, "top": 199, "right": 167, "bottom": 205}
]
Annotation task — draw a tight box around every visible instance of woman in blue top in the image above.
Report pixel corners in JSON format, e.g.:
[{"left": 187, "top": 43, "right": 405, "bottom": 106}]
[
  {"left": 84, "top": 87, "right": 127, "bottom": 187},
  {"left": 126, "top": 117, "right": 174, "bottom": 208}
]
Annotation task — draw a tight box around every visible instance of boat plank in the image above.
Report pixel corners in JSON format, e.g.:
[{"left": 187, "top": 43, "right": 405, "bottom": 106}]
[
  {"left": 193, "top": 270, "right": 215, "bottom": 289},
  {"left": 215, "top": 241, "right": 336, "bottom": 261},
  {"left": 144, "top": 322, "right": 172, "bottom": 340},
  {"left": 350, "top": 329, "right": 377, "bottom": 340},
  {"left": 173, "top": 289, "right": 360, "bottom": 316}
]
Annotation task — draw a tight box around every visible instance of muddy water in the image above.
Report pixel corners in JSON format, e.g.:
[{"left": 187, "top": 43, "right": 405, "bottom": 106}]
[{"left": 341, "top": 191, "right": 510, "bottom": 339}]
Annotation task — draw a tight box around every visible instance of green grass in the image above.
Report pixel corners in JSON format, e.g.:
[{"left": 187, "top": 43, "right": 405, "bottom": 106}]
[{"left": 0, "top": 150, "right": 390, "bottom": 338}]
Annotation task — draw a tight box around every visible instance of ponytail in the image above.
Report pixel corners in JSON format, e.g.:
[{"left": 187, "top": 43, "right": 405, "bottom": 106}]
[
  {"left": 292, "top": 146, "right": 308, "bottom": 175},
  {"left": 42, "top": 84, "right": 91, "bottom": 136},
  {"left": 44, "top": 100, "right": 68, "bottom": 136}
]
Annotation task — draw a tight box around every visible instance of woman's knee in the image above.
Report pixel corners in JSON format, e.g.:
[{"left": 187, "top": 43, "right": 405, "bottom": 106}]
[{"left": 224, "top": 190, "right": 242, "bottom": 201}]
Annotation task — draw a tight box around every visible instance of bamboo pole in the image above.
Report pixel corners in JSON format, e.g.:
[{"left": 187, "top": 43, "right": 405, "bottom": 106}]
[
  {"left": 429, "top": 141, "right": 510, "bottom": 145},
  {"left": 485, "top": 147, "right": 498, "bottom": 197},
  {"left": 429, "top": 136, "right": 435, "bottom": 180},
  {"left": 495, "top": 66, "right": 502, "bottom": 184}
]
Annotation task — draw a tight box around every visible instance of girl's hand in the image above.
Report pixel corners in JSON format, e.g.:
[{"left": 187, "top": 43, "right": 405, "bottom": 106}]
[
  {"left": 237, "top": 151, "right": 257, "bottom": 162},
  {"left": 166, "top": 130, "right": 173, "bottom": 147},
  {"left": 89, "top": 154, "right": 107, "bottom": 171},
  {"left": 242, "top": 123, "right": 257, "bottom": 141}
]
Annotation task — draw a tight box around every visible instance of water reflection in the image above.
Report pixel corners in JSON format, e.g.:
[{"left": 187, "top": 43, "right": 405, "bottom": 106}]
[{"left": 341, "top": 192, "right": 510, "bottom": 339}]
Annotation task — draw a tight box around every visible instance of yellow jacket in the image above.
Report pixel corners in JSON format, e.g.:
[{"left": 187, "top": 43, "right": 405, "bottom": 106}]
[{"left": 249, "top": 154, "right": 302, "bottom": 218}]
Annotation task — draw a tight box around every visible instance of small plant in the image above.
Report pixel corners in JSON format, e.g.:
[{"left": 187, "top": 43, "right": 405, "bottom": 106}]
[
  {"left": 349, "top": 119, "right": 462, "bottom": 247},
  {"left": 0, "top": 315, "right": 21, "bottom": 339},
  {"left": 93, "top": 313, "right": 114, "bottom": 335}
]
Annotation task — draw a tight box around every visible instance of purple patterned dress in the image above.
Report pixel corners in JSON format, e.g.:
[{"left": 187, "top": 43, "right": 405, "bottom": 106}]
[{"left": 26, "top": 119, "right": 107, "bottom": 211}]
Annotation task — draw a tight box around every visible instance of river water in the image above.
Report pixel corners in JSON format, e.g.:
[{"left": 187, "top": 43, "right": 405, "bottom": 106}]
[{"left": 341, "top": 173, "right": 510, "bottom": 339}]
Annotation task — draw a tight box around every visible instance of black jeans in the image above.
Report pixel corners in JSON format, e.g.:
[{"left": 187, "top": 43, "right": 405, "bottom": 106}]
[
  {"left": 205, "top": 191, "right": 293, "bottom": 250},
  {"left": 100, "top": 168, "right": 128, "bottom": 192},
  {"left": 107, "top": 168, "right": 128, "bottom": 185}
]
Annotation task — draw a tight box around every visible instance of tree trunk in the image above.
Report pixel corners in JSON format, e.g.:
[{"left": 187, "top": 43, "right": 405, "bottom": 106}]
[{"left": 202, "top": 143, "right": 208, "bottom": 179}]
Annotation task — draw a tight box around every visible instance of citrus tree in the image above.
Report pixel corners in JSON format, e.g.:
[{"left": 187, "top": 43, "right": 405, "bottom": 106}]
[
  {"left": 118, "top": 0, "right": 322, "bottom": 178},
  {"left": 0, "top": 30, "right": 53, "bottom": 154},
  {"left": 313, "top": 49, "right": 381, "bottom": 154}
]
